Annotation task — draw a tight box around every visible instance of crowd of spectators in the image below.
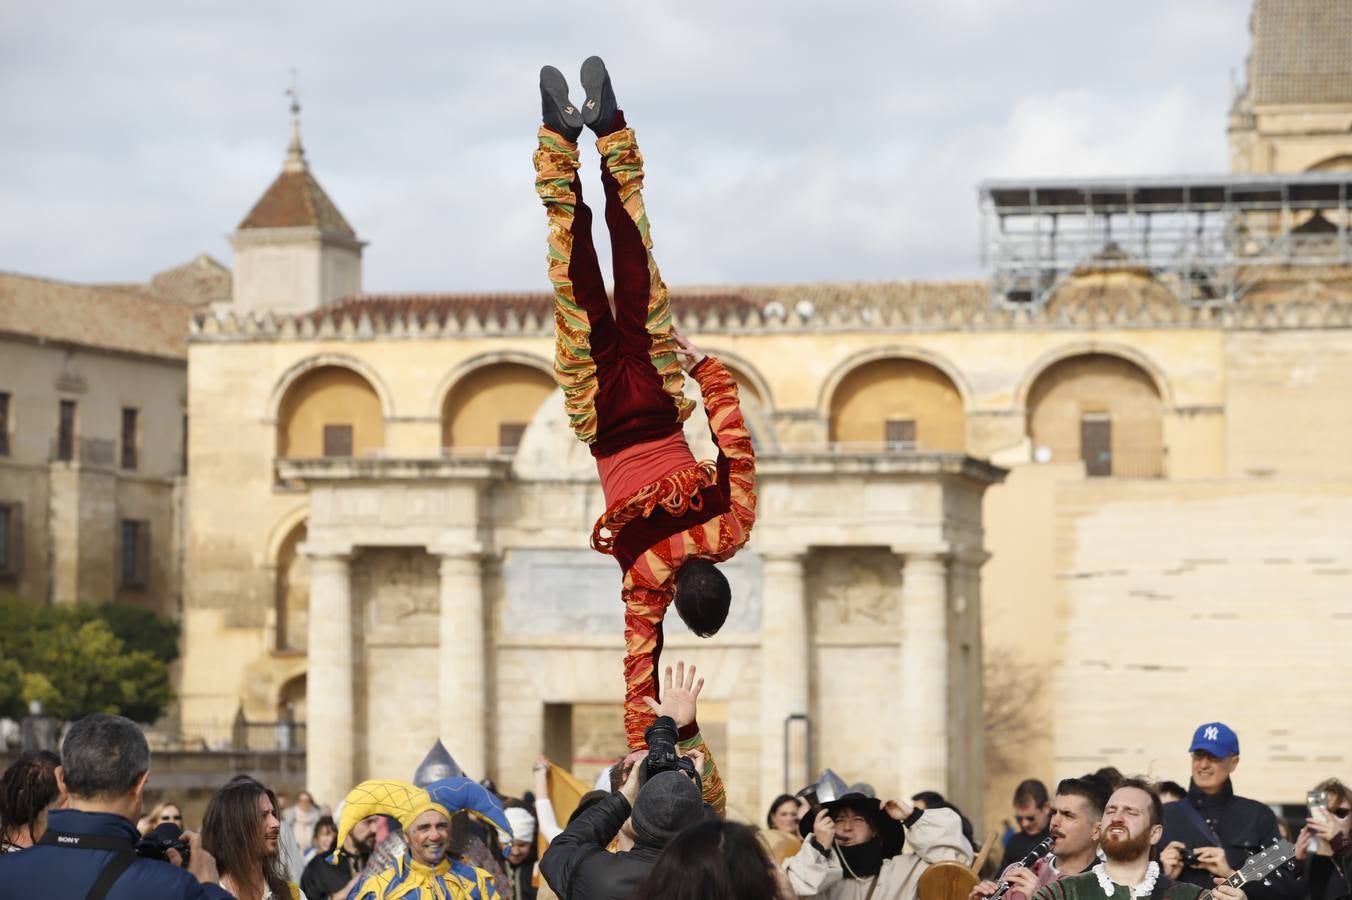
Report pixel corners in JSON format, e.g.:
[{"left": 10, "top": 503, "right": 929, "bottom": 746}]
[{"left": 0, "top": 693, "right": 1342, "bottom": 900}]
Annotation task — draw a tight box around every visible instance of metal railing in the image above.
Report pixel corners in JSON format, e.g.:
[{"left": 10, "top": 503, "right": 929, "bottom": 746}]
[
  {"left": 174, "top": 715, "right": 306, "bottom": 753},
  {"left": 50, "top": 437, "right": 115, "bottom": 467}
]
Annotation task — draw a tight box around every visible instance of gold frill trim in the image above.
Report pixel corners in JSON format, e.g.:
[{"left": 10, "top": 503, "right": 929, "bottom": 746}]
[{"left": 591, "top": 461, "right": 718, "bottom": 554}]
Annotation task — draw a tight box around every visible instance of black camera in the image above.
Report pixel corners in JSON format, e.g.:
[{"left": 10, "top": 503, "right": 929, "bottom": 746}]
[
  {"left": 136, "top": 823, "right": 191, "bottom": 869},
  {"left": 1182, "top": 849, "right": 1201, "bottom": 868},
  {"left": 641, "top": 717, "right": 700, "bottom": 792}
]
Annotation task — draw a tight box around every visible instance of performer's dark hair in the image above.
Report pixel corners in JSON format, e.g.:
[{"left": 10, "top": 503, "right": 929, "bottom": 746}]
[{"left": 674, "top": 559, "right": 730, "bottom": 637}]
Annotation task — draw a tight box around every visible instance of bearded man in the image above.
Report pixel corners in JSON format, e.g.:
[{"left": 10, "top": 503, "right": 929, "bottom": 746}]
[
  {"left": 1032, "top": 780, "right": 1249, "bottom": 900},
  {"left": 201, "top": 778, "right": 299, "bottom": 900},
  {"left": 301, "top": 811, "right": 379, "bottom": 900}
]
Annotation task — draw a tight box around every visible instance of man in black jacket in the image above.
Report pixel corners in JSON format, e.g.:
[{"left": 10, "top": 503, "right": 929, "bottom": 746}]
[
  {"left": 0, "top": 713, "right": 232, "bottom": 900},
  {"left": 1158, "top": 722, "right": 1298, "bottom": 900},
  {"left": 539, "top": 718, "right": 705, "bottom": 900}
]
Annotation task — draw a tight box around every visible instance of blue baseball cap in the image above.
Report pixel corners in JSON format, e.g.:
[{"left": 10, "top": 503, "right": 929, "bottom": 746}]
[{"left": 1189, "top": 722, "right": 1239, "bottom": 757}]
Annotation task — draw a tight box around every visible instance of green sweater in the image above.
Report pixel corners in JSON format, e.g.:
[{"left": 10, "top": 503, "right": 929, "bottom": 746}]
[{"left": 1034, "top": 867, "right": 1203, "bottom": 900}]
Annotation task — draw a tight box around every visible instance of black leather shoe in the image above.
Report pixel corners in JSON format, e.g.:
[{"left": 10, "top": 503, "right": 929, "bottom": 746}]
[
  {"left": 540, "top": 65, "right": 583, "bottom": 141},
  {"left": 580, "top": 56, "right": 619, "bottom": 135}
]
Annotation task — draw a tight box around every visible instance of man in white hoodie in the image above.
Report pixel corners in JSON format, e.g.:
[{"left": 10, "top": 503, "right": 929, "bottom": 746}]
[{"left": 785, "top": 791, "right": 973, "bottom": 899}]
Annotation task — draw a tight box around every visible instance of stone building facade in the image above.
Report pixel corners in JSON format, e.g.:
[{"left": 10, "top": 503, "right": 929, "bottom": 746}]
[{"left": 0, "top": 274, "right": 195, "bottom": 616}]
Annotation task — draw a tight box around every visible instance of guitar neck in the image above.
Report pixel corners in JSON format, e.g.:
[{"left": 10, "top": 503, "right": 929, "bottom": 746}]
[{"left": 1198, "top": 868, "right": 1247, "bottom": 900}]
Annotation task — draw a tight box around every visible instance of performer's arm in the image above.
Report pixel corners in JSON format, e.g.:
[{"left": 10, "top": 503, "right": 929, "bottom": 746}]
[
  {"left": 690, "top": 356, "right": 757, "bottom": 537},
  {"left": 676, "top": 727, "right": 726, "bottom": 816},
  {"left": 622, "top": 580, "right": 672, "bottom": 749}
]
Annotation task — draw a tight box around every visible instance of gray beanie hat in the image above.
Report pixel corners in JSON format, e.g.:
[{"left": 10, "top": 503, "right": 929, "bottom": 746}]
[{"left": 630, "top": 771, "right": 703, "bottom": 846}]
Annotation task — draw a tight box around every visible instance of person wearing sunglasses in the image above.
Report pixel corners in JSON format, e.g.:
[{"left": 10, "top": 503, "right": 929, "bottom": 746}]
[
  {"left": 141, "top": 802, "right": 186, "bottom": 837},
  {"left": 1002, "top": 780, "right": 1053, "bottom": 870},
  {"left": 1295, "top": 779, "right": 1352, "bottom": 900}
]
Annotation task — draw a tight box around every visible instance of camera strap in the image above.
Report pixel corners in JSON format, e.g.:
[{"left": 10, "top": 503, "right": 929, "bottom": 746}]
[{"left": 38, "top": 829, "right": 138, "bottom": 900}]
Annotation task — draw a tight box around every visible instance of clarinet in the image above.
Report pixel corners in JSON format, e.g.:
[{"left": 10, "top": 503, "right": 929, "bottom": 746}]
[{"left": 989, "top": 835, "right": 1056, "bottom": 900}]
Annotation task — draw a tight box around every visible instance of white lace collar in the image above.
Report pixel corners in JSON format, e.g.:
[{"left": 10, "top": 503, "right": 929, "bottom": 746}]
[{"left": 1092, "top": 860, "right": 1160, "bottom": 898}]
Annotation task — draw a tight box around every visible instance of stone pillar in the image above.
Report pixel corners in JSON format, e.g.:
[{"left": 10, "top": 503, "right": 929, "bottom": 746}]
[
  {"left": 305, "top": 550, "right": 354, "bottom": 808},
  {"left": 437, "top": 551, "right": 487, "bottom": 780},
  {"left": 759, "top": 550, "right": 810, "bottom": 813},
  {"left": 896, "top": 550, "right": 950, "bottom": 797}
]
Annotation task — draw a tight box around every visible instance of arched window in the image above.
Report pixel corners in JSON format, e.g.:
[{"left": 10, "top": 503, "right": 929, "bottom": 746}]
[
  {"left": 828, "top": 358, "right": 965, "bottom": 451},
  {"left": 442, "top": 363, "right": 555, "bottom": 452},
  {"left": 277, "top": 366, "right": 384, "bottom": 458},
  {"left": 1026, "top": 353, "right": 1164, "bottom": 477}
]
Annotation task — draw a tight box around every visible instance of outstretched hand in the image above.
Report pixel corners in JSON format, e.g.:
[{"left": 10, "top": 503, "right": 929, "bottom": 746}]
[
  {"left": 670, "top": 326, "right": 706, "bottom": 372},
  {"left": 641, "top": 660, "right": 704, "bottom": 729}
]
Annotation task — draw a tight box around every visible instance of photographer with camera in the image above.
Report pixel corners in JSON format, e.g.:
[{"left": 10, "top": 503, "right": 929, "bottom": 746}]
[
  {"left": 1157, "top": 722, "right": 1296, "bottom": 900},
  {"left": 540, "top": 661, "right": 713, "bottom": 900},
  {"left": 0, "top": 713, "right": 232, "bottom": 900}
]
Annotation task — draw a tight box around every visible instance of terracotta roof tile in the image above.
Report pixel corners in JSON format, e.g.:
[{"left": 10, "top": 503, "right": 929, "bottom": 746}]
[
  {"left": 314, "top": 280, "right": 988, "bottom": 326},
  {"left": 238, "top": 169, "right": 355, "bottom": 237},
  {"left": 0, "top": 272, "right": 191, "bottom": 360}
]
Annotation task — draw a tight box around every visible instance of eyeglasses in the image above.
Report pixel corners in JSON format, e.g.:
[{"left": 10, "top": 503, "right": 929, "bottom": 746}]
[
  {"left": 1330, "top": 808, "right": 1350, "bottom": 820},
  {"left": 160, "top": 814, "right": 183, "bottom": 822}
]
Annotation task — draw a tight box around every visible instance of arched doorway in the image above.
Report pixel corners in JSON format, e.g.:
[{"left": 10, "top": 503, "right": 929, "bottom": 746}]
[{"left": 275, "top": 521, "right": 309, "bottom": 652}]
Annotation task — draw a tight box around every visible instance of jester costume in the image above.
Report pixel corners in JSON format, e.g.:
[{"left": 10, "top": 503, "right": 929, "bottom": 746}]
[
  {"left": 533, "top": 59, "right": 757, "bottom": 797},
  {"left": 333, "top": 778, "right": 509, "bottom": 900}
]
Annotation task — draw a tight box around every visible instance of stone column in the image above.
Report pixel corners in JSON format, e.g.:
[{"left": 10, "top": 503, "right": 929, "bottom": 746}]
[
  {"left": 305, "top": 550, "right": 354, "bottom": 809},
  {"left": 437, "top": 551, "right": 487, "bottom": 780},
  {"left": 759, "top": 550, "right": 810, "bottom": 813},
  {"left": 896, "top": 550, "right": 950, "bottom": 797}
]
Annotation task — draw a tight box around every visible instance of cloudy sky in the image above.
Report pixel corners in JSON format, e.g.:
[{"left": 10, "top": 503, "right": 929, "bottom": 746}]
[{"left": 1, "top": 1, "right": 1250, "bottom": 292}]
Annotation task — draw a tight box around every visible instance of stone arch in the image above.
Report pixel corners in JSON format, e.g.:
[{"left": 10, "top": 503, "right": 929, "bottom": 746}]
[
  {"left": 819, "top": 346, "right": 974, "bottom": 414},
  {"left": 274, "top": 360, "right": 387, "bottom": 458},
  {"left": 272, "top": 518, "right": 309, "bottom": 652},
  {"left": 438, "top": 352, "right": 556, "bottom": 451},
  {"left": 1014, "top": 341, "right": 1174, "bottom": 411},
  {"left": 821, "top": 348, "right": 969, "bottom": 451},
  {"left": 277, "top": 672, "right": 307, "bottom": 724},
  {"left": 702, "top": 348, "right": 775, "bottom": 409},
  {"left": 1024, "top": 351, "right": 1165, "bottom": 477},
  {"left": 268, "top": 353, "right": 395, "bottom": 421},
  {"left": 1306, "top": 155, "right": 1352, "bottom": 173}
]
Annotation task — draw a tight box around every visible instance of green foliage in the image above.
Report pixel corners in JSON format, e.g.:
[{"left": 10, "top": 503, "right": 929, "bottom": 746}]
[{"left": 0, "top": 596, "right": 177, "bottom": 723}]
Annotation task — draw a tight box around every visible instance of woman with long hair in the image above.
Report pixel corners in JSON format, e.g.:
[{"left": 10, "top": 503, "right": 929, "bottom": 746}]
[
  {"left": 202, "top": 779, "right": 300, "bottom": 900},
  {"left": 767, "top": 794, "right": 801, "bottom": 834},
  {"left": 140, "top": 800, "right": 186, "bottom": 836},
  {"left": 631, "top": 819, "right": 790, "bottom": 900}
]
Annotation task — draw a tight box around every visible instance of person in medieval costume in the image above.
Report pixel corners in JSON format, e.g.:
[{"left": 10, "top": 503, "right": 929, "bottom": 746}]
[
  {"left": 333, "top": 778, "right": 511, "bottom": 900},
  {"left": 361, "top": 744, "right": 508, "bottom": 888},
  {"left": 531, "top": 56, "right": 757, "bottom": 769}
]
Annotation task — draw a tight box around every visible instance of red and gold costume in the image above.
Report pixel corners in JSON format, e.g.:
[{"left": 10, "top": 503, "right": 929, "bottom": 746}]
[{"left": 533, "top": 112, "right": 757, "bottom": 796}]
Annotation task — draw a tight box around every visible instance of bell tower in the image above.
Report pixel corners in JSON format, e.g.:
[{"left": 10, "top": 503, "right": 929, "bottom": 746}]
[
  {"left": 1229, "top": 0, "right": 1352, "bottom": 174},
  {"left": 230, "top": 90, "right": 365, "bottom": 313}
]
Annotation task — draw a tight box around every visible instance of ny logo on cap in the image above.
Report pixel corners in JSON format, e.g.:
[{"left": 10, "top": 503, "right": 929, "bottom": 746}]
[{"left": 1204, "top": 726, "right": 1220, "bottom": 741}]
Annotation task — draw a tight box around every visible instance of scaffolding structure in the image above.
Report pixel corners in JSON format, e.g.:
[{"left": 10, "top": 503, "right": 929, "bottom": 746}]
[{"left": 979, "top": 172, "right": 1352, "bottom": 306}]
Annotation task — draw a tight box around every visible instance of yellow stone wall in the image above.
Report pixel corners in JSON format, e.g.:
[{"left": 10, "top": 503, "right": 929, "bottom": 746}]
[{"left": 183, "top": 302, "right": 1352, "bottom": 826}]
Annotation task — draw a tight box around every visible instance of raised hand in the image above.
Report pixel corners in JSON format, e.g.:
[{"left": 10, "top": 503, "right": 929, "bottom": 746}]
[
  {"left": 641, "top": 660, "right": 704, "bottom": 729},
  {"left": 812, "top": 807, "right": 836, "bottom": 849},
  {"left": 670, "top": 326, "right": 706, "bottom": 372}
]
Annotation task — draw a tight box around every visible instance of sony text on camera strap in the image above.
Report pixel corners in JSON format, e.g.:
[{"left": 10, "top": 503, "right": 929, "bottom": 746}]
[{"left": 38, "top": 829, "right": 138, "bottom": 900}]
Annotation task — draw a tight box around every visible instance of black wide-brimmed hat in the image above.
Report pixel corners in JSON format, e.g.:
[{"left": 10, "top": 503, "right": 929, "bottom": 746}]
[{"left": 798, "top": 792, "right": 905, "bottom": 857}]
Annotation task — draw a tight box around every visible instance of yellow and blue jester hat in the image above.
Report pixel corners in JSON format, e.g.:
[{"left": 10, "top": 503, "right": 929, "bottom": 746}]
[
  {"left": 331, "top": 779, "right": 450, "bottom": 864},
  {"left": 423, "top": 776, "right": 512, "bottom": 838}
]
